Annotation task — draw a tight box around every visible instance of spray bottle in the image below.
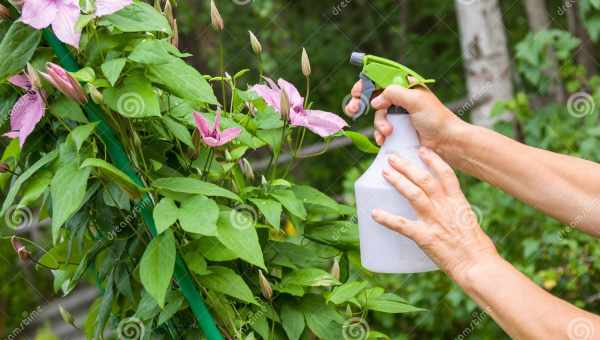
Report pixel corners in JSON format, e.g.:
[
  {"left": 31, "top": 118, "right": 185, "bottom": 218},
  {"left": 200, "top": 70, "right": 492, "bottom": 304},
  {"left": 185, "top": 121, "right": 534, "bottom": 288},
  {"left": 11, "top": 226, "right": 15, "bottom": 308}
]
[{"left": 350, "top": 52, "right": 438, "bottom": 273}]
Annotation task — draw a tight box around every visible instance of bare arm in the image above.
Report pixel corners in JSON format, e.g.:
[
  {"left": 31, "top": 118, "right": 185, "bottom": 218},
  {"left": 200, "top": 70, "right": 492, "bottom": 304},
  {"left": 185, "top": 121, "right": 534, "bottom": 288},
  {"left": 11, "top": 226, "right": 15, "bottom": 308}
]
[
  {"left": 346, "top": 81, "right": 600, "bottom": 236},
  {"left": 370, "top": 149, "right": 600, "bottom": 339}
]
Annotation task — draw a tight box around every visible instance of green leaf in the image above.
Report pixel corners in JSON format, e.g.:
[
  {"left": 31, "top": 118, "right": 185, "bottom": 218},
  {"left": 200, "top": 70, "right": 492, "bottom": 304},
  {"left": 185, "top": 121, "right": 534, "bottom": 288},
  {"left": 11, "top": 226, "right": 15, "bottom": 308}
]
[
  {"left": 0, "top": 22, "right": 41, "bottom": 80},
  {"left": 163, "top": 116, "right": 193, "bottom": 147},
  {"left": 292, "top": 185, "right": 340, "bottom": 213},
  {"left": 19, "top": 170, "right": 52, "bottom": 207},
  {"left": 327, "top": 281, "right": 368, "bottom": 305},
  {"left": 80, "top": 158, "right": 145, "bottom": 198},
  {"left": 158, "top": 294, "right": 184, "bottom": 326},
  {"left": 199, "top": 266, "right": 257, "bottom": 304},
  {"left": 49, "top": 97, "right": 88, "bottom": 123},
  {"left": 281, "top": 303, "right": 305, "bottom": 340},
  {"left": 72, "top": 67, "right": 95, "bottom": 82},
  {"left": 248, "top": 198, "right": 282, "bottom": 229},
  {"left": 104, "top": 74, "right": 161, "bottom": 118},
  {"left": 153, "top": 177, "right": 241, "bottom": 201},
  {"left": 101, "top": 58, "right": 127, "bottom": 86},
  {"left": 147, "top": 56, "right": 218, "bottom": 105},
  {"left": 343, "top": 131, "right": 379, "bottom": 154},
  {"left": 270, "top": 188, "right": 307, "bottom": 219},
  {"left": 153, "top": 197, "right": 178, "bottom": 234},
  {"left": 358, "top": 288, "right": 424, "bottom": 314},
  {"left": 196, "top": 237, "right": 238, "bottom": 261},
  {"left": 140, "top": 230, "right": 176, "bottom": 308},
  {"left": 68, "top": 122, "right": 97, "bottom": 152},
  {"left": 98, "top": 2, "right": 172, "bottom": 34},
  {"left": 129, "top": 39, "right": 172, "bottom": 64},
  {"left": 301, "top": 295, "right": 344, "bottom": 340},
  {"left": 216, "top": 210, "right": 266, "bottom": 269},
  {"left": 281, "top": 268, "right": 340, "bottom": 287},
  {"left": 51, "top": 163, "right": 91, "bottom": 243},
  {"left": 304, "top": 221, "right": 359, "bottom": 249},
  {"left": 182, "top": 248, "right": 209, "bottom": 275},
  {"left": 179, "top": 195, "right": 219, "bottom": 235}
]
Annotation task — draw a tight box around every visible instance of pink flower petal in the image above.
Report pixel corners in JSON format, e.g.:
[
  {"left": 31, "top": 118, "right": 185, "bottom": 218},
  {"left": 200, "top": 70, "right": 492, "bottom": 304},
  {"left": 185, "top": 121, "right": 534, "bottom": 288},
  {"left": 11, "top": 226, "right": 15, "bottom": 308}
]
[
  {"left": 193, "top": 112, "right": 211, "bottom": 137},
  {"left": 9, "top": 74, "right": 32, "bottom": 90},
  {"left": 213, "top": 110, "right": 222, "bottom": 132},
  {"left": 95, "top": 0, "right": 132, "bottom": 16},
  {"left": 303, "top": 110, "right": 348, "bottom": 137},
  {"left": 277, "top": 79, "right": 304, "bottom": 108},
  {"left": 51, "top": 0, "right": 81, "bottom": 48},
  {"left": 251, "top": 84, "right": 280, "bottom": 111},
  {"left": 218, "top": 127, "right": 241, "bottom": 145},
  {"left": 202, "top": 136, "right": 220, "bottom": 147},
  {"left": 7, "top": 92, "right": 45, "bottom": 147},
  {"left": 21, "top": 0, "right": 58, "bottom": 29}
]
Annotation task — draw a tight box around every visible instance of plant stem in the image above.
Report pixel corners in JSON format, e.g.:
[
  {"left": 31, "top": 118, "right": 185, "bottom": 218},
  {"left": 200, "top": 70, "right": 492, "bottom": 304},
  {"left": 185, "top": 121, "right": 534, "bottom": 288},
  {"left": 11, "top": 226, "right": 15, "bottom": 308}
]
[{"left": 219, "top": 36, "right": 226, "bottom": 108}]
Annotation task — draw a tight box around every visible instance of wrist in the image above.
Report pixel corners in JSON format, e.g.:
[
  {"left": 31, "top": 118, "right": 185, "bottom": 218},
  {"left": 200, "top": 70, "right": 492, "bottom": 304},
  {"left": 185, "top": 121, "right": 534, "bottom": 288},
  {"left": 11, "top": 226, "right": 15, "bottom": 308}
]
[
  {"left": 450, "top": 251, "right": 503, "bottom": 292},
  {"left": 434, "top": 115, "right": 474, "bottom": 167}
]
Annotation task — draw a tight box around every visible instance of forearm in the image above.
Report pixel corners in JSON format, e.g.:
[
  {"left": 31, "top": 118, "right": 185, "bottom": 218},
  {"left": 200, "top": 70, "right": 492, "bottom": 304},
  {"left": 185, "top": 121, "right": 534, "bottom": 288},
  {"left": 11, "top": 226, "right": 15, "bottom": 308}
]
[
  {"left": 437, "top": 120, "right": 600, "bottom": 236},
  {"left": 455, "top": 254, "right": 600, "bottom": 339}
]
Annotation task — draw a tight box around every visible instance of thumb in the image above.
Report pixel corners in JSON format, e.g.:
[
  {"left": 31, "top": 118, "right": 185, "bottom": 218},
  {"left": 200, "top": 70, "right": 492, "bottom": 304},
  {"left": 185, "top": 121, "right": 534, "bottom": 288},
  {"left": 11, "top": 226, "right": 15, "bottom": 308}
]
[{"left": 371, "top": 85, "right": 425, "bottom": 113}]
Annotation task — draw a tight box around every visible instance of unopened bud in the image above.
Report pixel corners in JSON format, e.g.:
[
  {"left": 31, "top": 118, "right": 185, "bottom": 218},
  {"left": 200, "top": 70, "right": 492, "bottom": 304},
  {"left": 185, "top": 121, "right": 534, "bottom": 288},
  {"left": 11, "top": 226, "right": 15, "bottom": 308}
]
[
  {"left": 210, "top": 0, "right": 224, "bottom": 31},
  {"left": 154, "top": 0, "right": 161, "bottom": 11},
  {"left": 0, "top": 163, "right": 9, "bottom": 173},
  {"left": 279, "top": 88, "right": 290, "bottom": 118},
  {"left": 239, "top": 158, "right": 255, "bottom": 181},
  {"left": 301, "top": 48, "right": 311, "bottom": 77},
  {"left": 26, "top": 63, "right": 41, "bottom": 90},
  {"left": 248, "top": 31, "right": 262, "bottom": 55},
  {"left": 171, "top": 18, "right": 179, "bottom": 48},
  {"left": 0, "top": 4, "right": 11, "bottom": 20},
  {"left": 87, "top": 84, "right": 103, "bottom": 104},
  {"left": 42, "top": 63, "right": 87, "bottom": 104},
  {"left": 11, "top": 236, "right": 31, "bottom": 261},
  {"left": 59, "top": 305, "right": 78, "bottom": 329},
  {"left": 258, "top": 270, "right": 273, "bottom": 300},
  {"left": 330, "top": 257, "right": 340, "bottom": 281},
  {"left": 261, "top": 175, "right": 267, "bottom": 186},
  {"left": 163, "top": 0, "right": 174, "bottom": 24}
]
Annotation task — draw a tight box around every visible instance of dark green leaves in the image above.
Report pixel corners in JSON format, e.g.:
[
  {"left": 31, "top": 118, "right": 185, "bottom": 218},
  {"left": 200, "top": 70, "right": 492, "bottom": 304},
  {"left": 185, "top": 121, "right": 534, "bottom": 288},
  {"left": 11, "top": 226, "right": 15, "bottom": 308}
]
[
  {"left": 270, "top": 188, "right": 307, "bottom": 219},
  {"left": 140, "top": 230, "right": 176, "bottom": 308},
  {"left": 101, "top": 58, "right": 127, "bottom": 86},
  {"left": 198, "top": 266, "right": 257, "bottom": 304},
  {"left": 0, "top": 22, "right": 41, "bottom": 80},
  {"left": 153, "top": 177, "right": 240, "bottom": 201},
  {"left": 147, "top": 57, "right": 218, "bottom": 105},
  {"left": 51, "top": 163, "right": 91, "bottom": 243}
]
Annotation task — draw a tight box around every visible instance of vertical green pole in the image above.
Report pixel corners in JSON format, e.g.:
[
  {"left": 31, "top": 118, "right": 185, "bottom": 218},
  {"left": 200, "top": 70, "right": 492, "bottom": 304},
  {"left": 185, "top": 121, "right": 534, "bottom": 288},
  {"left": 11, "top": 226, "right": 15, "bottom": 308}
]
[{"left": 42, "top": 30, "right": 224, "bottom": 340}]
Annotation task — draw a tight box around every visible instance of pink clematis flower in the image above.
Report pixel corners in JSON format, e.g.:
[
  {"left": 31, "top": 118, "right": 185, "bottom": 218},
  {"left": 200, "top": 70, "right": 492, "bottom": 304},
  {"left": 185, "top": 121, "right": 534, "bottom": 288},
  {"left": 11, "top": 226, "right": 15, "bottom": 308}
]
[
  {"left": 3, "top": 68, "right": 46, "bottom": 147},
  {"left": 41, "top": 63, "right": 87, "bottom": 104},
  {"left": 193, "top": 111, "right": 241, "bottom": 147},
  {"left": 19, "top": 0, "right": 132, "bottom": 48},
  {"left": 251, "top": 78, "right": 348, "bottom": 137}
]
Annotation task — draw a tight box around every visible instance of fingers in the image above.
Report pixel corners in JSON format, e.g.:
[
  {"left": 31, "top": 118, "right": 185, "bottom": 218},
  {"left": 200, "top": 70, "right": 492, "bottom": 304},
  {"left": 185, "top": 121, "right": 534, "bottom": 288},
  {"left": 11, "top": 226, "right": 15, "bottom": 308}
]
[
  {"left": 374, "top": 109, "right": 392, "bottom": 137},
  {"left": 371, "top": 209, "right": 421, "bottom": 240},
  {"left": 383, "top": 167, "right": 432, "bottom": 216},
  {"left": 374, "top": 130, "right": 384, "bottom": 146},
  {"left": 344, "top": 80, "right": 364, "bottom": 116},
  {"left": 417, "top": 147, "right": 461, "bottom": 194},
  {"left": 388, "top": 154, "right": 441, "bottom": 198},
  {"left": 371, "top": 85, "right": 423, "bottom": 112}
]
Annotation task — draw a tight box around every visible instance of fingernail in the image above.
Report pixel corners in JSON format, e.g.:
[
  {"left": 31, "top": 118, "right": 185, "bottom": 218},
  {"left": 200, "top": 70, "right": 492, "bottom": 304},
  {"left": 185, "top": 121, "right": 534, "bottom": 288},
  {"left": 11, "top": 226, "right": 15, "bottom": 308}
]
[
  {"left": 382, "top": 168, "right": 390, "bottom": 176},
  {"left": 389, "top": 155, "right": 400, "bottom": 164},
  {"left": 371, "top": 97, "right": 381, "bottom": 106},
  {"left": 371, "top": 209, "right": 381, "bottom": 219}
]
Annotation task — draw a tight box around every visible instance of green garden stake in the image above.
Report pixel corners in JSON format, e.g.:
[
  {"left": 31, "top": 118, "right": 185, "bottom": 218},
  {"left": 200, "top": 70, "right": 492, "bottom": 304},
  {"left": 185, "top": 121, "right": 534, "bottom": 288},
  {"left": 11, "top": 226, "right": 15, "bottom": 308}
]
[{"left": 42, "top": 29, "right": 224, "bottom": 340}]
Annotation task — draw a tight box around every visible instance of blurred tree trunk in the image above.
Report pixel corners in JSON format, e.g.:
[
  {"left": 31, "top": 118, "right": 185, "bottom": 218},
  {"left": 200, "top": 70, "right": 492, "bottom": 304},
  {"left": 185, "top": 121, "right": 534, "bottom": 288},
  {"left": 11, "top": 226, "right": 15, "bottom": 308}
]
[
  {"left": 455, "top": 0, "right": 514, "bottom": 127},
  {"left": 566, "top": 1, "right": 597, "bottom": 77},
  {"left": 523, "top": 0, "right": 565, "bottom": 102}
]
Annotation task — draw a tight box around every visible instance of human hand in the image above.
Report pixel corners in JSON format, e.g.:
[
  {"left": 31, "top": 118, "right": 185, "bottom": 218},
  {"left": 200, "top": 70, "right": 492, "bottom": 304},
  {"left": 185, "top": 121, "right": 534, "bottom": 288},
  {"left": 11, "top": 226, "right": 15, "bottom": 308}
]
[
  {"left": 344, "top": 80, "right": 463, "bottom": 147},
  {"left": 371, "top": 147, "right": 498, "bottom": 283}
]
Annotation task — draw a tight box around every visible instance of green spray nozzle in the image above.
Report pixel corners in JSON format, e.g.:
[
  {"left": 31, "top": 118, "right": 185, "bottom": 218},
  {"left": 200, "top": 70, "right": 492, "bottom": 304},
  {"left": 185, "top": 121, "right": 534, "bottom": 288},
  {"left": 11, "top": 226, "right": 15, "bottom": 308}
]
[{"left": 349, "top": 52, "right": 435, "bottom": 120}]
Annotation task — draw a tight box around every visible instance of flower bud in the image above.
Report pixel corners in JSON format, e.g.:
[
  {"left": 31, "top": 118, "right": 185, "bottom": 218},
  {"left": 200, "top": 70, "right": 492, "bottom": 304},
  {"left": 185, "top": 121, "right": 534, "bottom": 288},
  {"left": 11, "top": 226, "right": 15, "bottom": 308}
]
[
  {"left": 261, "top": 175, "right": 267, "bottom": 186},
  {"left": 248, "top": 31, "right": 262, "bottom": 55},
  {"left": 26, "top": 63, "right": 41, "bottom": 90},
  {"left": 330, "top": 257, "right": 340, "bottom": 281},
  {"left": 239, "top": 158, "right": 255, "bottom": 181},
  {"left": 163, "top": 0, "right": 174, "bottom": 24},
  {"left": 210, "top": 0, "right": 224, "bottom": 31},
  {"left": 0, "top": 162, "right": 9, "bottom": 173},
  {"left": 301, "top": 48, "right": 311, "bottom": 77},
  {"left": 87, "top": 84, "right": 103, "bottom": 104},
  {"left": 171, "top": 18, "right": 179, "bottom": 48},
  {"left": 11, "top": 236, "right": 31, "bottom": 261},
  {"left": 258, "top": 270, "right": 273, "bottom": 300},
  {"left": 42, "top": 63, "right": 87, "bottom": 104},
  {"left": 59, "top": 305, "right": 77, "bottom": 329},
  {"left": 279, "top": 88, "right": 290, "bottom": 118},
  {"left": 0, "top": 4, "right": 11, "bottom": 20}
]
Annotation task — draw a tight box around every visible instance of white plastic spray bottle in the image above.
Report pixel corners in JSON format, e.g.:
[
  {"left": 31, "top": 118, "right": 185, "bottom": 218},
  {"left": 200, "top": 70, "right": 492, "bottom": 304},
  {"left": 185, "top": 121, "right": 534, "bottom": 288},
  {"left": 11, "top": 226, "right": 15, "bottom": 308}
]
[{"left": 350, "top": 52, "right": 438, "bottom": 273}]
